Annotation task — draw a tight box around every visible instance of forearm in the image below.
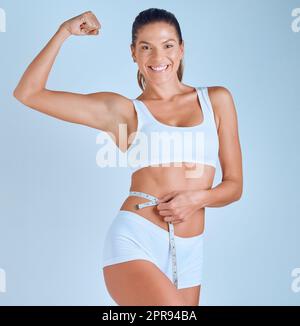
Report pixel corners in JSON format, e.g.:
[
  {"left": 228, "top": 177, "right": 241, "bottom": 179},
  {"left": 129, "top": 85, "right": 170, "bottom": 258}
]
[
  {"left": 197, "top": 180, "right": 242, "bottom": 208},
  {"left": 14, "top": 26, "right": 71, "bottom": 99}
]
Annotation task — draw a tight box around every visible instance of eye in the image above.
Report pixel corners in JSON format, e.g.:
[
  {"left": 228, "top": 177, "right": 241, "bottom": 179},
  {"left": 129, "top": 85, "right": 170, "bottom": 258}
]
[
  {"left": 141, "top": 45, "right": 150, "bottom": 50},
  {"left": 166, "top": 44, "right": 174, "bottom": 48}
]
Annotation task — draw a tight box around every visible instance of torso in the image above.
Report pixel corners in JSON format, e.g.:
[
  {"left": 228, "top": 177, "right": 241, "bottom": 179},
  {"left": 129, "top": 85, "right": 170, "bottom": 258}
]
[{"left": 118, "top": 85, "right": 220, "bottom": 238}]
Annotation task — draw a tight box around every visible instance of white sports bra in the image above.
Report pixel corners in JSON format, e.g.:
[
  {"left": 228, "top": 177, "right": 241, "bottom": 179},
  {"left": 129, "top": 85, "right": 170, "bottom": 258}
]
[{"left": 125, "top": 86, "right": 219, "bottom": 174}]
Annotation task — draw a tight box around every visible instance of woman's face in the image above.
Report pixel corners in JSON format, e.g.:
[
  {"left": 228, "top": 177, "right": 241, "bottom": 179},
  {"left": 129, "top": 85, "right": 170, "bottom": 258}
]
[{"left": 131, "top": 22, "right": 184, "bottom": 85}]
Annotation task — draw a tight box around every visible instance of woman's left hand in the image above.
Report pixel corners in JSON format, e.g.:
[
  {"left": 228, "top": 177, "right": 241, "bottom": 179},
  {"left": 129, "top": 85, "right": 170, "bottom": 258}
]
[{"left": 156, "top": 190, "right": 207, "bottom": 224}]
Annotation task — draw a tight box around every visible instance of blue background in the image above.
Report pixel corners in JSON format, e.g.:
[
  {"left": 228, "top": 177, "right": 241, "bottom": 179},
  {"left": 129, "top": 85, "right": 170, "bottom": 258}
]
[{"left": 0, "top": 0, "right": 299, "bottom": 305}]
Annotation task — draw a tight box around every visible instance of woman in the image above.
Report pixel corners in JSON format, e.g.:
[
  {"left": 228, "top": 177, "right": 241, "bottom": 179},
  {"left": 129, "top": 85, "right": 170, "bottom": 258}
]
[{"left": 13, "top": 8, "right": 243, "bottom": 306}]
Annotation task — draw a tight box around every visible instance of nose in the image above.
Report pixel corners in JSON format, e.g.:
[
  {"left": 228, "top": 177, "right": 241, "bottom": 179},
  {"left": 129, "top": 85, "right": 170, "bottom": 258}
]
[{"left": 151, "top": 48, "right": 165, "bottom": 61}]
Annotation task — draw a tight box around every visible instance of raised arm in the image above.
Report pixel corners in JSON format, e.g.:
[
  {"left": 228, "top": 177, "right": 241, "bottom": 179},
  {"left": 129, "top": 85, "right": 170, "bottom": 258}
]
[{"left": 13, "top": 11, "right": 131, "bottom": 133}]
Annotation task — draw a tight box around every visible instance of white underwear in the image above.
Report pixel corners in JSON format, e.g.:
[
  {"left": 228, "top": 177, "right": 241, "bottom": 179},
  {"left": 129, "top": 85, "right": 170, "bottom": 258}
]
[{"left": 101, "top": 209, "right": 204, "bottom": 289}]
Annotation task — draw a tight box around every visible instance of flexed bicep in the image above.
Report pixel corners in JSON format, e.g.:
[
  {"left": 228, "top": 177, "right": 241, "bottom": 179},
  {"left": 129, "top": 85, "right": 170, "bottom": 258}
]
[
  {"left": 13, "top": 11, "right": 106, "bottom": 128},
  {"left": 16, "top": 89, "right": 131, "bottom": 133}
]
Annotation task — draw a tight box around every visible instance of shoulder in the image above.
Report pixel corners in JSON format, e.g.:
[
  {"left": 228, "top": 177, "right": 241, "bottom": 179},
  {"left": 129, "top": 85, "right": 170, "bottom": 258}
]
[
  {"left": 207, "top": 86, "right": 235, "bottom": 110},
  {"left": 88, "top": 91, "right": 132, "bottom": 108},
  {"left": 86, "top": 91, "right": 136, "bottom": 134},
  {"left": 206, "top": 86, "right": 237, "bottom": 131},
  {"left": 88, "top": 91, "right": 134, "bottom": 119}
]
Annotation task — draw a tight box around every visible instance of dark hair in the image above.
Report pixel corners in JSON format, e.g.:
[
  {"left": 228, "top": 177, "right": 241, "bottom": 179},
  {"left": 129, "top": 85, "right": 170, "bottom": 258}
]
[{"left": 131, "top": 8, "right": 184, "bottom": 91}]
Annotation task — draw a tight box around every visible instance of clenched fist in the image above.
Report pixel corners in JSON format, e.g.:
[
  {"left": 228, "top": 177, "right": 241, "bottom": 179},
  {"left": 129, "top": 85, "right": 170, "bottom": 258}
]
[{"left": 60, "top": 11, "right": 101, "bottom": 36}]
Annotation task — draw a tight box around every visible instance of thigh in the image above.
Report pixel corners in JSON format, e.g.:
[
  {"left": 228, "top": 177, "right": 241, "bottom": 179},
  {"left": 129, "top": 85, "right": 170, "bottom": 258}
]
[
  {"left": 178, "top": 285, "right": 201, "bottom": 306},
  {"left": 103, "top": 259, "right": 188, "bottom": 306}
]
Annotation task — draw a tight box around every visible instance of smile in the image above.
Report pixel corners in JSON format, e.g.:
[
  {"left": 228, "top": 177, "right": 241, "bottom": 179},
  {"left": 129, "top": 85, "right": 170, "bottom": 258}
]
[{"left": 148, "top": 64, "right": 170, "bottom": 72}]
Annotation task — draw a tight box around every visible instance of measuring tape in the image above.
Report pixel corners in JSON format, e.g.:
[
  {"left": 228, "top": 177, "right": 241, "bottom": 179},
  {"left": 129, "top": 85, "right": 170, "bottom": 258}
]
[{"left": 129, "top": 190, "right": 178, "bottom": 289}]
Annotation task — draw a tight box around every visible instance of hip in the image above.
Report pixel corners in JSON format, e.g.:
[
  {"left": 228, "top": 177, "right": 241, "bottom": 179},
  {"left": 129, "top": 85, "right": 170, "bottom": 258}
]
[{"left": 119, "top": 192, "right": 205, "bottom": 238}]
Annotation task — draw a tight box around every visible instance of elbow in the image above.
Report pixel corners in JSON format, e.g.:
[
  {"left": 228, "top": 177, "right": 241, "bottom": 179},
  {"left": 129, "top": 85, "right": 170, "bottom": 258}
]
[
  {"left": 13, "top": 87, "right": 42, "bottom": 106},
  {"left": 234, "top": 184, "right": 243, "bottom": 202},
  {"left": 13, "top": 87, "right": 29, "bottom": 104}
]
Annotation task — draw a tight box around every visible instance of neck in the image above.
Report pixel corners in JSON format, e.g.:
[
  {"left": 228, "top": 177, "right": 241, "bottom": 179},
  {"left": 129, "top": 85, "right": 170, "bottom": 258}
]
[{"left": 141, "top": 79, "right": 189, "bottom": 101}]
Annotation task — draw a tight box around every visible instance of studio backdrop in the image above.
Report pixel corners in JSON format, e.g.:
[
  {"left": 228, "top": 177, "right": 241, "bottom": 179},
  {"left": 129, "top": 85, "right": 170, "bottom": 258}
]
[{"left": 0, "top": 0, "right": 299, "bottom": 305}]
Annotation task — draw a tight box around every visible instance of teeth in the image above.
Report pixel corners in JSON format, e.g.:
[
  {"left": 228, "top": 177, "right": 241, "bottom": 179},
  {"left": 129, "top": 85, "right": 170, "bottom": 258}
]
[{"left": 150, "top": 65, "right": 168, "bottom": 71}]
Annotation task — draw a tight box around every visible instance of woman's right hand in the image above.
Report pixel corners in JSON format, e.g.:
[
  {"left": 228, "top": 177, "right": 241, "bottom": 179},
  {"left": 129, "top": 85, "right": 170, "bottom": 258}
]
[{"left": 59, "top": 11, "right": 101, "bottom": 36}]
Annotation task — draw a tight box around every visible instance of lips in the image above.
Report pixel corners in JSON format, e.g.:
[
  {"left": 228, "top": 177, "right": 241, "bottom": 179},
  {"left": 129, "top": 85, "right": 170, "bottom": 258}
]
[{"left": 148, "top": 64, "right": 170, "bottom": 72}]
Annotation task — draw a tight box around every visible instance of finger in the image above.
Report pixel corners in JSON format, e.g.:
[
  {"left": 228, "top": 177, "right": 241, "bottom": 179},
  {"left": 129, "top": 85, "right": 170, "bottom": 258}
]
[
  {"left": 170, "top": 219, "right": 182, "bottom": 224},
  {"left": 82, "top": 23, "right": 97, "bottom": 32},
  {"left": 80, "top": 16, "right": 86, "bottom": 24},
  {"left": 163, "top": 216, "right": 173, "bottom": 222},
  {"left": 80, "top": 24, "right": 98, "bottom": 35},
  {"left": 90, "top": 16, "right": 101, "bottom": 29},
  {"left": 85, "top": 15, "right": 100, "bottom": 30},
  {"left": 157, "top": 200, "right": 174, "bottom": 210},
  {"left": 81, "top": 17, "right": 98, "bottom": 31},
  {"left": 94, "top": 17, "right": 101, "bottom": 29},
  {"left": 86, "top": 11, "right": 101, "bottom": 27},
  {"left": 164, "top": 216, "right": 179, "bottom": 222},
  {"left": 165, "top": 215, "right": 184, "bottom": 223},
  {"left": 165, "top": 218, "right": 182, "bottom": 224},
  {"left": 88, "top": 29, "right": 99, "bottom": 35},
  {"left": 158, "top": 192, "right": 176, "bottom": 203},
  {"left": 158, "top": 210, "right": 172, "bottom": 216},
  {"left": 171, "top": 218, "right": 184, "bottom": 224},
  {"left": 80, "top": 28, "right": 88, "bottom": 35},
  {"left": 157, "top": 198, "right": 174, "bottom": 209},
  {"left": 87, "top": 23, "right": 99, "bottom": 31}
]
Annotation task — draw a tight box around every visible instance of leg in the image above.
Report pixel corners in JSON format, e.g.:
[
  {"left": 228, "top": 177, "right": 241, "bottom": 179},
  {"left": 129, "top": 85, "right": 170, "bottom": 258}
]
[
  {"left": 178, "top": 285, "right": 201, "bottom": 306},
  {"left": 103, "top": 259, "right": 189, "bottom": 306}
]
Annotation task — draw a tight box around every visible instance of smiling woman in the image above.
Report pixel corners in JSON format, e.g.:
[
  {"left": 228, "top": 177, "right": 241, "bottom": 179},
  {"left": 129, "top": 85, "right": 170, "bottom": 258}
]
[
  {"left": 102, "top": 8, "right": 242, "bottom": 307},
  {"left": 13, "top": 7, "right": 242, "bottom": 307},
  {"left": 130, "top": 9, "right": 184, "bottom": 91}
]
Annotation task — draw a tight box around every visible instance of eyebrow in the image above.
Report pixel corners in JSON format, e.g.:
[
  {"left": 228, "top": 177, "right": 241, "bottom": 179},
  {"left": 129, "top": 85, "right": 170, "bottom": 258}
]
[{"left": 138, "top": 38, "right": 176, "bottom": 45}]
